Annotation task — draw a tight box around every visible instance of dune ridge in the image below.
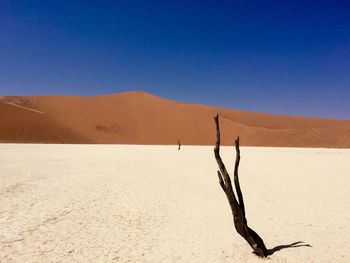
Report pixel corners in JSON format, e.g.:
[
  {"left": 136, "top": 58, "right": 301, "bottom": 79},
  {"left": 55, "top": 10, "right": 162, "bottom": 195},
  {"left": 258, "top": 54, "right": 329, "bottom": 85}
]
[{"left": 1, "top": 91, "right": 350, "bottom": 147}]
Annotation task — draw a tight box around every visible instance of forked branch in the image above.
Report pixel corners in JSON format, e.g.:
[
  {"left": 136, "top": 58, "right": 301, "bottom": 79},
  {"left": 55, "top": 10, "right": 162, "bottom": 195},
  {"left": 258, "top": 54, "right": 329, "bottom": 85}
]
[{"left": 213, "top": 114, "right": 268, "bottom": 257}]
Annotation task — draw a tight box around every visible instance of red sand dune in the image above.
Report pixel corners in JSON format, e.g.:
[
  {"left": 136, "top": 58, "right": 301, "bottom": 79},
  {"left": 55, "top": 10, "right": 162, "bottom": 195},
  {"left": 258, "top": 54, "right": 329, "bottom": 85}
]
[
  {"left": 1, "top": 91, "right": 350, "bottom": 147},
  {"left": 0, "top": 101, "right": 88, "bottom": 144}
]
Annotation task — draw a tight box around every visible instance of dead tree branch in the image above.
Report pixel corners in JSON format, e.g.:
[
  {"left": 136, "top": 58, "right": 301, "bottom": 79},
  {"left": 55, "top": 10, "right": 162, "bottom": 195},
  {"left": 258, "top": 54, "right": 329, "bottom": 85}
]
[{"left": 214, "top": 114, "right": 268, "bottom": 257}]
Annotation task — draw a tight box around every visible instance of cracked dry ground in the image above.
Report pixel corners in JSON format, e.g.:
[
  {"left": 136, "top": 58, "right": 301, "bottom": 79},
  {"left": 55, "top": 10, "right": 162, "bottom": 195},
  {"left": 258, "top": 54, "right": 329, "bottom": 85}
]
[
  {"left": 1, "top": 145, "right": 234, "bottom": 263},
  {"left": 2, "top": 144, "right": 350, "bottom": 263}
]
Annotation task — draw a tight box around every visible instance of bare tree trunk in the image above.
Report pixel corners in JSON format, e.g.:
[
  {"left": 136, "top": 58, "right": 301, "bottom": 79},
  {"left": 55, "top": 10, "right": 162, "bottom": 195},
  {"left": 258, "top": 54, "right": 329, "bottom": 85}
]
[
  {"left": 178, "top": 140, "right": 181, "bottom": 150},
  {"left": 214, "top": 114, "right": 268, "bottom": 257}
]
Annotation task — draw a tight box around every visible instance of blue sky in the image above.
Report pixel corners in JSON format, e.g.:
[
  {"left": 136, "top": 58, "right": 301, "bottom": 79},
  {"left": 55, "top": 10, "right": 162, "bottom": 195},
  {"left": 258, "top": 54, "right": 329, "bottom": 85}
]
[{"left": 1, "top": 0, "right": 349, "bottom": 119}]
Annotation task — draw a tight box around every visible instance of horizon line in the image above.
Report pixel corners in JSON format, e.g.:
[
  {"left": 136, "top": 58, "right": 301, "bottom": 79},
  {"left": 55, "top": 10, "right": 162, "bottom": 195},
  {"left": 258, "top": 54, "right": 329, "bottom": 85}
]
[{"left": 1, "top": 90, "right": 349, "bottom": 122}]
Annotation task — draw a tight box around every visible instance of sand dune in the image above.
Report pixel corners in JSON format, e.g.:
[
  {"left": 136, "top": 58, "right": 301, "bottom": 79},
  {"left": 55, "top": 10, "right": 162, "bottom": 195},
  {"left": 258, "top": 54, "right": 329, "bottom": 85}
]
[
  {"left": 0, "top": 102, "right": 88, "bottom": 143},
  {"left": 1, "top": 144, "right": 350, "bottom": 262},
  {"left": 1, "top": 91, "right": 350, "bottom": 147},
  {"left": 2, "top": 102, "right": 44, "bottom": 114}
]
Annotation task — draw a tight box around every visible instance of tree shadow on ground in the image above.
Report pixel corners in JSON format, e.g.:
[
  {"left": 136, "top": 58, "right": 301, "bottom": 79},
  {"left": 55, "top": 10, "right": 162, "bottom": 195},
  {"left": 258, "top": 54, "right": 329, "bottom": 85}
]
[{"left": 268, "top": 241, "right": 312, "bottom": 256}]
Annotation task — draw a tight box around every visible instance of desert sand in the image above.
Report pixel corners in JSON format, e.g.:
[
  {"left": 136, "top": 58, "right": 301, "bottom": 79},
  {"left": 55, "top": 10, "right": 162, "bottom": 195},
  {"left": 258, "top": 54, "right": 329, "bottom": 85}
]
[
  {"left": 1, "top": 144, "right": 349, "bottom": 262},
  {"left": 1, "top": 91, "right": 350, "bottom": 147},
  {"left": 0, "top": 101, "right": 88, "bottom": 144}
]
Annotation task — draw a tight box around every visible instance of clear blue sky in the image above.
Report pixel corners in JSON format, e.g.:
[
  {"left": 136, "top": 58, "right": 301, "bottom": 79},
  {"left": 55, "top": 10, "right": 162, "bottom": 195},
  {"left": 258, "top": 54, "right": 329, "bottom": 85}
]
[{"left": 1, "top": 1, "right": 349, "bottom": 119}]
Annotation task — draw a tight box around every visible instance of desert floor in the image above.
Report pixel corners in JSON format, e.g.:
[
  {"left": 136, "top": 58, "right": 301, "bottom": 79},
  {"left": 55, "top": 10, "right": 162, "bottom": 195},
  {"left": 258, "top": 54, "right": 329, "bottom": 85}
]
[{"left": 1, "top": 144, "right": 350, "bottom": 262}]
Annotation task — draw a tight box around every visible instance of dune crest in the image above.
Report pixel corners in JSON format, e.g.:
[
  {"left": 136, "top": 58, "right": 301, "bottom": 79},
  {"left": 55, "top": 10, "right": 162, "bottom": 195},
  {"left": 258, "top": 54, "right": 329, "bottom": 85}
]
[{"left": 1, "top": 91, "right": 350, "bottom": 147}]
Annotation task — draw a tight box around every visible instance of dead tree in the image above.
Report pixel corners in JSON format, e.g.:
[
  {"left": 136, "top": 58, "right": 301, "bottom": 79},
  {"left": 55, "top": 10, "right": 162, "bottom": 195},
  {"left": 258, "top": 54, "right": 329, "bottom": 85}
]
[
  {"left": 178, "top": 140, "right": 181, "bottom": 150},
  {"left": 214, "top": 114, "right": 268, "bottom": 257}
]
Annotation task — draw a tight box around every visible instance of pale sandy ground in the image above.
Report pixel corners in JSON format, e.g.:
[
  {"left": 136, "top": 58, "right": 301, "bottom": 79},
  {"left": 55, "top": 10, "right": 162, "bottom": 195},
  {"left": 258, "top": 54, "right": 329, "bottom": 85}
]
[{"left": 1, "top": 144, "right": 350, "bottom": 263}]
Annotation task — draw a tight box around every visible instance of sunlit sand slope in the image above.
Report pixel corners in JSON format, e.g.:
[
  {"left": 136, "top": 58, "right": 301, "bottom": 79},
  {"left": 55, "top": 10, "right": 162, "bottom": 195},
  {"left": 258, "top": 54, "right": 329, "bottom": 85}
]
[
  {"left": 1, "top": 91, "right": 350, "bottom": 147},
  {"left": 0, "top": 102, "right": 88, "bottom": 143}
]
